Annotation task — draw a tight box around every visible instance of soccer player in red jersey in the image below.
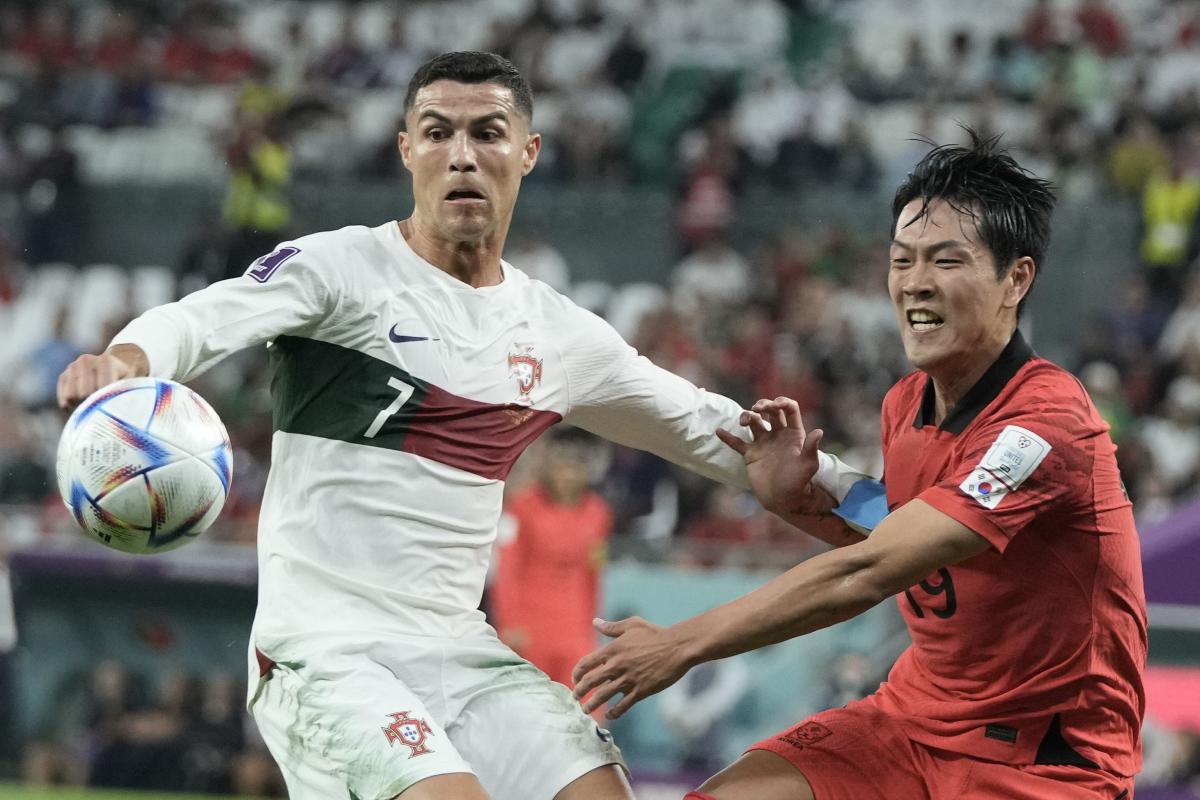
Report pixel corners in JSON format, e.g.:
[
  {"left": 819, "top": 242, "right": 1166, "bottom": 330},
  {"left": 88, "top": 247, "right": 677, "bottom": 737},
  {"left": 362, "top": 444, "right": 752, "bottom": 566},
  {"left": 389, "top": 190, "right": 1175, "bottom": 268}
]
[
  {"left": 573, "top": 130, "right": 1147, "bottom": 799},
  {"left": 493, "top": 433, "right": 613, "bottom": 689}
]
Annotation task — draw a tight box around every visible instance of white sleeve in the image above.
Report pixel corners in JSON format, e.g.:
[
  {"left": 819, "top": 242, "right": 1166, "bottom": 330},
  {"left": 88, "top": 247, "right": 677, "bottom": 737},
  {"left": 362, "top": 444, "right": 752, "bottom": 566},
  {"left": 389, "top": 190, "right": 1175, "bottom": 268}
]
[
  {"left": 561, "top": 310, "right": 751, "bottom": 490},
  {"left": 814, "top": 451, "right": 878, "bottom": 504},
  {"left": 109, "top": 243, "right": 339, "bottom": 382}
]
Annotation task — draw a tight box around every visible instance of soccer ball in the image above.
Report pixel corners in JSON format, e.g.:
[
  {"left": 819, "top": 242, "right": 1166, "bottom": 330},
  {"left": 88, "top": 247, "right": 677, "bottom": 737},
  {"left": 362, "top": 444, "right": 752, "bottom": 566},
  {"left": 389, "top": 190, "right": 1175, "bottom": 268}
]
[{"left": 56, "top": 377, "right": 233, "bottom": 554}]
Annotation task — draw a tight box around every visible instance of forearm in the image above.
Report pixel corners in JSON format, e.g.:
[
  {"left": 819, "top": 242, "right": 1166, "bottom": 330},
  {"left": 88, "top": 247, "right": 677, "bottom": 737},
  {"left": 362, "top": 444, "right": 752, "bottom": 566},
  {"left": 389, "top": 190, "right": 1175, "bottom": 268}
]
[
  {"left": 771, "top": 485, "right": 866, "bottom": 548},
  {"left": 673, "top": 545, "right": 885, "bottom": 666}
]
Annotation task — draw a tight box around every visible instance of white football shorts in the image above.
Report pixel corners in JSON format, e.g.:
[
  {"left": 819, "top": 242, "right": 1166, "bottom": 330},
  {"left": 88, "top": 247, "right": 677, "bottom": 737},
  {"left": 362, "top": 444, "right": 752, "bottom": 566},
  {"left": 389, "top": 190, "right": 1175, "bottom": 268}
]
[{"left": 247, "top": 626, "right": 625, "bottom": 799}]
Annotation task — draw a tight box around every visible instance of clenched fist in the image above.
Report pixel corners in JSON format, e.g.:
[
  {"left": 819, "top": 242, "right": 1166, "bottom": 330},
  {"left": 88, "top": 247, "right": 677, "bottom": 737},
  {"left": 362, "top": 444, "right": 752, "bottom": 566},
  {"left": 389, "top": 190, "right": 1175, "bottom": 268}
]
[{"left": 56, "top": 344, "right": 150, "bottom": 410}]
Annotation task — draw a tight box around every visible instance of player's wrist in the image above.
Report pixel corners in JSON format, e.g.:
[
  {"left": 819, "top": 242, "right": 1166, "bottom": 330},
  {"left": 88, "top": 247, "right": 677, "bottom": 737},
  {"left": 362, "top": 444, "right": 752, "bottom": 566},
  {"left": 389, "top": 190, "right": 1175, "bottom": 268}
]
[{"left": 107, "top": 343, "right": 151, "bottom": 377}]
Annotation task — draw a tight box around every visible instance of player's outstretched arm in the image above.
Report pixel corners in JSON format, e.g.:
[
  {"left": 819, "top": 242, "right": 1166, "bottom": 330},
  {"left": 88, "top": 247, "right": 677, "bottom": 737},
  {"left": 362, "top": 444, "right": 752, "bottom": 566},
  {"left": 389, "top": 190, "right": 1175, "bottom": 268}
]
[
  {"left": 56, "top": 344, "right": 150, "bottom": 409},
  {"left": 716, "top": 396, "right": 869, "bottom": 548},
  {"left": 572, "top": 499, "right": 990, "bottom": 719}
]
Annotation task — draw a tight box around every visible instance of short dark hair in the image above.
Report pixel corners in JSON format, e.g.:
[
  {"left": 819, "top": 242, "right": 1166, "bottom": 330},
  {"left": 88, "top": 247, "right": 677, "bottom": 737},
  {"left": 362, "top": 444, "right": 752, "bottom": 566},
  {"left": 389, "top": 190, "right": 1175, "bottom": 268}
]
[
  {"left": 892, "top": 127, "right": 1056, "bottom": 314},
  {"left": 404, "top": 51, "right": 533, "bottom": 121}
]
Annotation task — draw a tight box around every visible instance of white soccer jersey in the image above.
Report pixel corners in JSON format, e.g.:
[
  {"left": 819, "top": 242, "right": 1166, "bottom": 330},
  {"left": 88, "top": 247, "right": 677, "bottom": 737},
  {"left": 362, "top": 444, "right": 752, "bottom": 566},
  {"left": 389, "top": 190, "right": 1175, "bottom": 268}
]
[{"left": 112, "top": 221, "right": 751, "bottom": 652}]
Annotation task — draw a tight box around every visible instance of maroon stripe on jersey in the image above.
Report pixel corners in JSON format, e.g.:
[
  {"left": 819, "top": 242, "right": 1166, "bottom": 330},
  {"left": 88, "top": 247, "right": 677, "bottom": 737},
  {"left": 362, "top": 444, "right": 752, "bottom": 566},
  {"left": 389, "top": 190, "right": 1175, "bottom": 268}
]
[{"left": 401, "top": 383, "right": 561, "bottom": 480}]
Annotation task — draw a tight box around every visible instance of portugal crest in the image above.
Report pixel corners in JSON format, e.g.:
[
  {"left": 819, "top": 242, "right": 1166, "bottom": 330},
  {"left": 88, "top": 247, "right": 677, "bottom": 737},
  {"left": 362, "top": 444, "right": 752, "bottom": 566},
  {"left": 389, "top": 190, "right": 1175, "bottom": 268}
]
[
  {"left": 382, "top": 711, "right": 434, "bottom": 757},
  {"left": 508, "top": 347, "right": 543, "bottom": 403}
]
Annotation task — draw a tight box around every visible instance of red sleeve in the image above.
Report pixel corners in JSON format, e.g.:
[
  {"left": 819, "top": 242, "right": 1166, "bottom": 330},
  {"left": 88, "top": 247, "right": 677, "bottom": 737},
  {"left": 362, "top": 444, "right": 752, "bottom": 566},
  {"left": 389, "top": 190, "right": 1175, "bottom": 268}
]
[{"left": 918, "top": 392, "right": 1103, "bottom": 553}]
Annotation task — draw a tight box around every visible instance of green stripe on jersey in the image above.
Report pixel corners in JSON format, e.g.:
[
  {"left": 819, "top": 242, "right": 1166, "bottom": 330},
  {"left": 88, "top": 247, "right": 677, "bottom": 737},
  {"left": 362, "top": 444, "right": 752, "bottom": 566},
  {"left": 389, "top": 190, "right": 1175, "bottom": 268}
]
[{"left": 269, "top": 335, "right": 430, "bottom": 450}]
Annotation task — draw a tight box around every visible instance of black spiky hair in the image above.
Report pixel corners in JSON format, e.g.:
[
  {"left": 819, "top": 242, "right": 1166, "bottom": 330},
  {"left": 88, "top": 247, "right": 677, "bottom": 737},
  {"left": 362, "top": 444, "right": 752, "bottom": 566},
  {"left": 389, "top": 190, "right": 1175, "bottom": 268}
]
[{"left": 892, "top": 127, "right": 1056, "bottom": 312}]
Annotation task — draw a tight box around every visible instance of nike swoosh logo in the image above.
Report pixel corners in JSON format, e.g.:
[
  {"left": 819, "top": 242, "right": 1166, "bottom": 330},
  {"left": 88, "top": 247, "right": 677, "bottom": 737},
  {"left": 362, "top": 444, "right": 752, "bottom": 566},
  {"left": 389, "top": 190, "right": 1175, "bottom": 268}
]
[{"left": 389, "top": 325, "right": 439, "bottom": 343}]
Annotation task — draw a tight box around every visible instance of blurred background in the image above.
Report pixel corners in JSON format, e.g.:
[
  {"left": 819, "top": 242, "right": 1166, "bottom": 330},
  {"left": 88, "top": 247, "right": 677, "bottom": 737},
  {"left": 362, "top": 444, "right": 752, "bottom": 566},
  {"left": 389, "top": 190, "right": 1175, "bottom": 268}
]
[{"left": 0, "top": 0, "right": 1198, "bottom": 796}]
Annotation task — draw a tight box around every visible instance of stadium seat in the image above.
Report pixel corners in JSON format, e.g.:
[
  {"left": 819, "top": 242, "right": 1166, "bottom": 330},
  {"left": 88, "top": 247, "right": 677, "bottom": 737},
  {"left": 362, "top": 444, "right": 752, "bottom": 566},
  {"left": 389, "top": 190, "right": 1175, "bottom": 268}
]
[
  {"left": 70, "top": 264, "right": 130, "bottom": 351},
  {"left": 569, "top": 280, "right": 615, "bottom": 316},
  {"left": 130, "top": 266, "right": 177, "bottom": 314},
  {"left": 607, "top": 282, "right": 668, "bottom": 340}
]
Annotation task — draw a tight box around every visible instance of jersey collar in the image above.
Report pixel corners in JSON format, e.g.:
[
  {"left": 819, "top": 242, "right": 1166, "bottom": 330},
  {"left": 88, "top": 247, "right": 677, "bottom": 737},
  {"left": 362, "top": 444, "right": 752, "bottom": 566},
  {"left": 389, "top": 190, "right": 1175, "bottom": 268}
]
[{"left": 914, "top": 330, "right": 1035, "bottom": 434}]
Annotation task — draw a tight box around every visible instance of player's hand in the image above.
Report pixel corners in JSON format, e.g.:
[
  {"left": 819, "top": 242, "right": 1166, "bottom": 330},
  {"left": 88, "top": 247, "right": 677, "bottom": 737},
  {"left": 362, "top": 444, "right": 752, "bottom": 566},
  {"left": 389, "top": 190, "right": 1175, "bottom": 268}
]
[
  {"left": 571, "top": 616, "right": 690, "bottom": 720},
  {"left": 56, "top": 347, "right": 145, "bottom": 410},
  {"left": 716, "top": 396, "right": 824, "bottom": 516}
]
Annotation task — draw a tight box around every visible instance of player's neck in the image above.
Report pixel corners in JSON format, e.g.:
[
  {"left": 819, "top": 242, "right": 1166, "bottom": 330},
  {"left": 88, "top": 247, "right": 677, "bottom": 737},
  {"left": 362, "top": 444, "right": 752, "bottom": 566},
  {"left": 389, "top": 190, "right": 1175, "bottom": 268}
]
[
  {"left": 399, "top": 217, "right": 506, "bottom": 288},
  {"left": 928, "top": 331, "right": 1014, "bottom": 425}
]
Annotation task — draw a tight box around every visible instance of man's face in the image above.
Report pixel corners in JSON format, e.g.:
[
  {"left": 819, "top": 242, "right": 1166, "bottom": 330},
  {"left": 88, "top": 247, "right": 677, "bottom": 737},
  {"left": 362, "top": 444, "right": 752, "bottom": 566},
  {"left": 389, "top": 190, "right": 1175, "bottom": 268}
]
[
  {"left": 888, "top": 198, "right": 1031, "bottom": 376},
  {"left": 399, "top": 80, "right": 540, "bottom": 243}
]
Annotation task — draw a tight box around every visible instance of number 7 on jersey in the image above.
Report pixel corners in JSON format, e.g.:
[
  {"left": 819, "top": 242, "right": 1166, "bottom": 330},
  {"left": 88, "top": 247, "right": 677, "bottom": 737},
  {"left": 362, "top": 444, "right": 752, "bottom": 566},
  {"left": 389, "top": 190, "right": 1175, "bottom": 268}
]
[{"left": 365, "top": 377, "right": 416, "bottom": 438}]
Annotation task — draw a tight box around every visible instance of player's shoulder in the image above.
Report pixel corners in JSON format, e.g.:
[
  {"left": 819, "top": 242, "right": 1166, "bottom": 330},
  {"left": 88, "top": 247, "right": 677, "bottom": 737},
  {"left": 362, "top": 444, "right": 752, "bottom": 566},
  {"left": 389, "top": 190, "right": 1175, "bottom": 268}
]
[
  {"left": 983, "top": 356, "right": 1105, "bottom": 442},
  {"left": 285, "top": 225, "right": 380, "bottom": 262},
  {"left": 506, "top": 264, "right": 619, "bottom": 340},
  {"left": 1008, "top": 356, "right": 1093, "bottom": 412}
]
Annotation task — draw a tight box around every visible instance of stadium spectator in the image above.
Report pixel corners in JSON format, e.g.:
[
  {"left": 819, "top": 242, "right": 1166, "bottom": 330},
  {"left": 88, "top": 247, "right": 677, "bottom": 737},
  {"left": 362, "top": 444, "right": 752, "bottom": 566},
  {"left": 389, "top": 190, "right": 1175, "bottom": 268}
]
[
  {"left": 22, "top": 127, "right": 81, "bottom": 266},
  {"left": 1140, "top": 147, "right": 1200, "bottom": 302},
  {"left": 1075, "top": 0, "right": 1127, "bottom": 57},
  {"left": 671, "top": 232, "right": 751, "bottom": 316},
  {"left": 1023, "top": 0, "right": 1065, "bottom": 51},
  {"left": 504, "top": 228, "right": 571, "bottom": 292},
  {"left": 659, "top": 659, "right": 750, "bottom": 772},
  {"left": 1139, "top": 375, "right": 1200, "bottom": 497},
  {"left": 603, "top": 23, "right": 648, "bottom": 92},
  {"left": 17, "top": 305, "right": 79, "bottom": 411},
  {"left": 309, "top": 15, "right": 375, "bottom": 90},
  {"left": 221, "top": 115, "right": 292, "bottom": 279},
  {"left": 1160, "top": 270, "right": 1200, "bottom": 362},
  {"left": 1108, "top": 115, "right": 1173, "bottom": 196},
  {"left": 160, "top": 17, "right": 209, "bottom": 84}
]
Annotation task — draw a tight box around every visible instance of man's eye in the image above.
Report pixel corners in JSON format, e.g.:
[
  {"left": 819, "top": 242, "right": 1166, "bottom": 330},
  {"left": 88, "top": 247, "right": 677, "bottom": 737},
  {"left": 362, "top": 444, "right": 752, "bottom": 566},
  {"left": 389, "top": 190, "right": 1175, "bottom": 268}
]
[{"left": 427, "top": 129, "right": 448, "bottom": 141}]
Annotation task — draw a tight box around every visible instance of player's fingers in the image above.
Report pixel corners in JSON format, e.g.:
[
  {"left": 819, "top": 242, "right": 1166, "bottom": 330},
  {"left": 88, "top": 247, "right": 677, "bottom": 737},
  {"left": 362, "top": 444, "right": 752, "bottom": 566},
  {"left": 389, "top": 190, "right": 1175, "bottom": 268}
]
[
  {"left": 572, "top": 651, "right": 606, "bottom": 690},
  {"left": 776, "top": 397, "right": 804, "bottom": 431},
  {"left": 743, "top": 411, "right": 769, "bottom": 440},
  {"left": 800, "top": 428, "right": 825, "bottom": 461},
  {"left": 582, "top": 679, "right": 626, "bottom": 715},
  {"left": 760, "top": 403, "right": 788, "bottom": 431},
  {"left": 574, "top": 666, "right": 610, "bottom": 703},
  {"left": 70, "top": 359, "right": 94, "bottom": 407},
  {"left": 716, "top": 428, "right": 748, "bottom": 456},
  {"left": 607, "top": 688, "right": 642, "bottom": 720},
  {"left": 593, "top": 617, "right": 627, "bottom": 638},
  {"left": 95, "top": 356, "right": 120, "bottom": 389},
  {"left": 56, "top": 367, "right": 71, "bottom": 409}
]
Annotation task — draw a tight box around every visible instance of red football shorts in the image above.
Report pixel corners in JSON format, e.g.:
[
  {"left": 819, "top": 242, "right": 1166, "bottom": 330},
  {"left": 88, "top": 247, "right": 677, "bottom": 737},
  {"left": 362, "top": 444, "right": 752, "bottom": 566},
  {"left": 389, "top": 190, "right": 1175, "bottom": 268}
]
[{"left": 748, "top": 699, "right": 1133, "bottom": 800}]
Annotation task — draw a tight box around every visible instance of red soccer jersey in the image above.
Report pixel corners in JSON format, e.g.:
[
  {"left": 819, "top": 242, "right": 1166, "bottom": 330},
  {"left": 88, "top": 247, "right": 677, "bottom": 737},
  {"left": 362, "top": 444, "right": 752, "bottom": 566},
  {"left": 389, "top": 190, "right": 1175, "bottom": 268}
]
[
  {"left": 493, "top": 485, "right": 612, "bottom": 643},
  {"left": 870, "top": 332, "right": 1146, "bottom": 776}
]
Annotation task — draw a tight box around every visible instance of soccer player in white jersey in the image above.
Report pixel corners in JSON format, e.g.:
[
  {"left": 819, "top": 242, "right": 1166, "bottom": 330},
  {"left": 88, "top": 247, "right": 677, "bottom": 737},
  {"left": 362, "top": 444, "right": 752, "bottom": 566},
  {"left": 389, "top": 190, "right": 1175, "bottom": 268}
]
[{"left": 57, "top": 52, "right": 870, "bottom": 799}]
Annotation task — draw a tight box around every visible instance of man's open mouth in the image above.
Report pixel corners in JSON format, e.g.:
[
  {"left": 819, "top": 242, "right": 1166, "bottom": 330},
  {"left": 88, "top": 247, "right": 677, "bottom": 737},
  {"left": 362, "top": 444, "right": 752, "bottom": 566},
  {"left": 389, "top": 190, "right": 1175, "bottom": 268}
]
[
  {"left": 907, "top": 309, "right": 945, "bottom": 331},
  {"left": 446, "top": 190, "right": 485, "bottom": 201}
]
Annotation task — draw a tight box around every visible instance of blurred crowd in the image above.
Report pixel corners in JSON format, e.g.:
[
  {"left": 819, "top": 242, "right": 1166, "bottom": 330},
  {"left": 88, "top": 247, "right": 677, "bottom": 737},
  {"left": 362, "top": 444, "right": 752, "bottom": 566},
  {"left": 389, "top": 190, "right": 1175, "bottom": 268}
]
[
  {"left": 20, "top": 660, "right": 284, "bottom": 794},
  {"left": 0, "top": 0, "right": 1195, "bottom": 566},
  {"left": 0, "top": 0, "right": 1199, "bottom": 791}
]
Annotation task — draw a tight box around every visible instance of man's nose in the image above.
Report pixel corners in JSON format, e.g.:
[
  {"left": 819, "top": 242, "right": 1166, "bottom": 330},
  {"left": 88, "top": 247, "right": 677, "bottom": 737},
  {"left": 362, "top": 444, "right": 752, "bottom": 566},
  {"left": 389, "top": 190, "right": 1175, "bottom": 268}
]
[
  {"left": 901, "top": 261, "right": 936, "bottom": 298},
  {"left": 449, "top": 133, "right": 477, "bottom": 172}
]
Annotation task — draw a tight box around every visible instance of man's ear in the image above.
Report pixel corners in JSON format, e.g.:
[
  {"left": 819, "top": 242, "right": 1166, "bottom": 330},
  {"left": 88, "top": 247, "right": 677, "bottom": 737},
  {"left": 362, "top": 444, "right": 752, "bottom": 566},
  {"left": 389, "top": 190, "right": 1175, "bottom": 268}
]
[
  {"left": 522, "top": 132, "right": 542, "bottom": 177},
  {"left": 1004, "top": 256, "right": 1036, "bottom": 310},
  {"left": 398, "top": 131, "right": 412, "bottom": 172}
]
